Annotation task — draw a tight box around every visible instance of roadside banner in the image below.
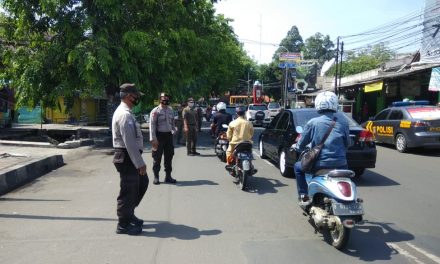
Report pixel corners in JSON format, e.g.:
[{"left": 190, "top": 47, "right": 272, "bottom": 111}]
[
  {"left": 364, "top": 81, "right": 383, "bottom": 93},
  {"left": 279, "top": 52, "right": 302, "bottom": 61},
  {"left": 428, "top": 67, "right": 440, "bottom": 91}
]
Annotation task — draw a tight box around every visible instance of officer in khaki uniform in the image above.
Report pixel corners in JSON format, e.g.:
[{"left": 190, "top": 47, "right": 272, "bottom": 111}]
[
  {"left": 112, "top": 83, "right": 148, "bottom": 236},
  {"left": 149, "top": 93, "right": 177, "bottom": 185},
  {"left": 182, "top": 97, "right": 200, "bottom": 156}
]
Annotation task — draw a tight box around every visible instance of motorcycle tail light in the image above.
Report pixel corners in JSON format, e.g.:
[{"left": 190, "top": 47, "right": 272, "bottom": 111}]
[
  {"left": 358, "top": 129, "right": 374, "bottom": 142},
  {"left": 337, "top": 181, "right": 352, "bottom": 197}
]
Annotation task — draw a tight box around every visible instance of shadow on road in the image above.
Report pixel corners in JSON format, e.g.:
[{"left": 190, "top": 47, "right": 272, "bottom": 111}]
[
  {"left": 142, "top": 221, "right": 221, "bottom": 240},
  {"left": 0, "top": 213, "right": 115, "bottom": 222},
  {"left": 176, "top": 180, "right": 219, "bottom": 187},
  {"left": 376, "top": 143, "right": 440, "bottom": 157},
  {"left": 355, "top": 170, "right": 400, "bottom": 187},
  {"left": 245, "top": 176, "right": 288, "bottom": 195},
  {"left": 343, "top": 221, "right": 415, "bottom": 261},
  {"left": 0, "top": 197, "right": 70, "bottom": 202}
]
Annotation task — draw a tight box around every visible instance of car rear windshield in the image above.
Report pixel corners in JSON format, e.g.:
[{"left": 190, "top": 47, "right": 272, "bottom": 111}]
[
  {"left": 407, "top": 107, "right": 440, "bottom": 119},
  {"left": 249, "top": 105, "right": 267, "bottom": 111},
  {"left": 226, "top": 107, "right": 236, "bottom": 115},
  {"left": 296, "top": 111, "right": 359, "bottom": 128},
  {"left": 268, "top": 103, "right": 280, "bottom": 109}
]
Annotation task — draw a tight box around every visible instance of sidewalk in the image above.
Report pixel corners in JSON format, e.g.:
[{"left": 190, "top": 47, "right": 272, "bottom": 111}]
[{"left": 0, "top": 144, "right": 73, "bottom": 195}]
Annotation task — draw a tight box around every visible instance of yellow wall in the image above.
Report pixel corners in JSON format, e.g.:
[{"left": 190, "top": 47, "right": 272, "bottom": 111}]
[{"left": 45, "top": 96, "right": 98, "bottom": 124}]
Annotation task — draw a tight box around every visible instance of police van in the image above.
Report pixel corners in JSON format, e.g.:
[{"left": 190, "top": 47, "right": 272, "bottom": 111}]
[{"left": 363, "top": 100, "right": 440, "bottom": 153}]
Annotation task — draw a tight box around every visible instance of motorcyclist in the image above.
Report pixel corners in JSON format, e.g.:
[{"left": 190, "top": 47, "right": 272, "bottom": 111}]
[
  {"left": 291, "top": 91, "right": 350, "bottom": 203},
  {"left": 225, "top": 106, "right": 254, "bottom": 173},
  {"left": 211, "top": 102, "right": 232, "bottom": 138}
]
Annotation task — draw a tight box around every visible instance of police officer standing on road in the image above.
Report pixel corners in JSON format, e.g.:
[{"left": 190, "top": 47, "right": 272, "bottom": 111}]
[
  {"left": 175, "top": 102, "right": 186, "bottom": 145},
  {"left": 112, "top": 83, "right": 148, "bottom": 236},
  {"left": 183, "top": 97, "right": 200, "bottom": 156},
  {"left": 149, "top": 93, "right": 177, "bottom": 185}
]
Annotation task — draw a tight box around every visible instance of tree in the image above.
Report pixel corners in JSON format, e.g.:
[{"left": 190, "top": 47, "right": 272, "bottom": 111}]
[
  {"left": 273, "top": 25, "right": 304, "bottom": 58},
  {"left": 327, "top": 43, "right": 395, "bottom": 77},
  {"left": 0, "top": 0, "right": 249, "bottom": 110},
  {"left": 302, "top": 32, "right": 335, "bottom": 63}
]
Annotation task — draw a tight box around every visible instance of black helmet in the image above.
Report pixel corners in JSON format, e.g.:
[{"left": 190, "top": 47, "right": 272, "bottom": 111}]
[{"left": 236, "top": 106, "right": 246, "bottom": 116}]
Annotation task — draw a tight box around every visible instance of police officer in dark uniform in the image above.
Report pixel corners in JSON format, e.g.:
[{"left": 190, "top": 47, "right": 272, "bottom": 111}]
[
  {"left": 149, "top": 93, "right": 177, "bottom": 185},
  {"left": 175, "top": 102, "right": 185, "bottom": 145},
  {"left": 183, "top": 97, "right": 200, "bottom": 156},
  {"left": 112, "top": 83, "right": 148, "bottom": 236}
]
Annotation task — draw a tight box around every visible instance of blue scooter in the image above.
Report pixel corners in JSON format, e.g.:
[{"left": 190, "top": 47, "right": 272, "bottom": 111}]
[{"left": 294, "top": 126, "right": 364, "bottom": 250}]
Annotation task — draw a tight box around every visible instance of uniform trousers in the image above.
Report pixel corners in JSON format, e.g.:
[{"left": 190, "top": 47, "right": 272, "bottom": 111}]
[
  {"left": 186, "top": 125, "right": 198, "bottom": 154},
  {"left": 114, "top": 149, "right": 149, "bottom": 223},
  {"left": 152, "top": 131, "right": 174, "bottom": 177}
]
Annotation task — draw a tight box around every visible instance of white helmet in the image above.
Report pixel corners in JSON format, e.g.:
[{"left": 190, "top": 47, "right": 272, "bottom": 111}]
[
  {"left": 314, "top": 91, "right": 338, "bottom": 112},
  {"left": 217, "top": 102, "right": 227, "bottom": 111}
]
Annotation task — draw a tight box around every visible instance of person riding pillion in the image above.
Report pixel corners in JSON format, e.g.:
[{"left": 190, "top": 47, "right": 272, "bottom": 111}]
[
  {"left": 225, "top": 106, "right": 254, "bottom": 168},
  {"left": 211, "top": 102, "right": 232, "bottom": 137},
  {"left": 291, "top": 91, "right": 350, "bottom": 203}
]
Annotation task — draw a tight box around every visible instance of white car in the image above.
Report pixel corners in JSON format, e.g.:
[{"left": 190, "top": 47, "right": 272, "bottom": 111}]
[
  {"left": 245, "top": 104, "right": 271, "bottom": 126},
  {"left": 267, "top": 102, "right": 282, "bottom": 118}
]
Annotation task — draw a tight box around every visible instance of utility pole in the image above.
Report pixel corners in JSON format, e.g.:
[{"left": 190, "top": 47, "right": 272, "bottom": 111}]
[
  {"left": 334, "top": 37, "right": 340, "bottom": 94},
  {"left": 338, "top": 41, "right": 344, "bottom": 91}
]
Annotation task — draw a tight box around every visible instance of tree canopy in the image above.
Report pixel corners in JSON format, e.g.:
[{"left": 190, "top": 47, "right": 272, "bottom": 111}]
[{"left": 0, "top": 0, "right": 250, "bottom": 108}]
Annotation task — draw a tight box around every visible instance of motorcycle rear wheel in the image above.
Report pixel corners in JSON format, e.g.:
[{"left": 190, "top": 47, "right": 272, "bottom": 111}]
[
  {"left": 238, "top": 171, "right": 248, "bottom": 190},
  {"left": 325, "top": 217, "right": 350, "bottom": 250}
]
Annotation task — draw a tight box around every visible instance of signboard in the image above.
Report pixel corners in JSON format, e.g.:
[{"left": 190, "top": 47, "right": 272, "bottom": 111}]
[
  {"left": 278, "top": 62, "right": 296, "bottom": 68},
  {"left": 420, "top": 0, "right": 440, "bottom": 63},
  {"left": 364, "top": 81, "right": 383, "bottom": 93},
  {"left": 428, "top": 67, "right": 440, "bottom": 91},
  {"left": 279, "top": 52, "right": 302, "bottom": 61}
]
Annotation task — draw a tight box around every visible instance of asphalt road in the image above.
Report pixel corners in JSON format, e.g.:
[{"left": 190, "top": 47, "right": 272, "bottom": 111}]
[{"left": 1, "top": 126, "right": 440, "bottom": 264}]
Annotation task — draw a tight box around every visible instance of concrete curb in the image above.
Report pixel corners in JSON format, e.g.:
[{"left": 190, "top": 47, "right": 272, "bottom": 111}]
[{"left": 0, "top": 155, "right": 64, "bottom": 196}]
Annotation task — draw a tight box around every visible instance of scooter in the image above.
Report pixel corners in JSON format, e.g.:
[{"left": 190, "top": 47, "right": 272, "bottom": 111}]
[{"left": 294, "top": 126, "right": 364, "bottom": 250}]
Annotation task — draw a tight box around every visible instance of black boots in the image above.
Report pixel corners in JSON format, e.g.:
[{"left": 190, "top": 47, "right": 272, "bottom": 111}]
[
  {"left": 153, "top": 174, "right": 160, "bottom": 185},
  {"left": 165, "top": 174, "right": 177, "bottom": 184}
]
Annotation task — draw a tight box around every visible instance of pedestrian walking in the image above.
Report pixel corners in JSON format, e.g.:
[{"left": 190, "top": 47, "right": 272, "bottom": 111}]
[
  {"left": 183, "top": 97, "right": 200, "bottom": 156},
  {"left": 175, "top": 102, "right": 186, "bottom": 145},
  {"left": 112, "top": 83, "right": 148, "bottom": 236},
  {"left": 149, "top": 92, "right": 177, "bottom": 185}
]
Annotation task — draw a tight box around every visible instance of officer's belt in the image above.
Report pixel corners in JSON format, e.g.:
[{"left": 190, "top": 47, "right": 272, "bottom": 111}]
[{"left": 114, "top": 148, "right": 143, "bottom": 154}]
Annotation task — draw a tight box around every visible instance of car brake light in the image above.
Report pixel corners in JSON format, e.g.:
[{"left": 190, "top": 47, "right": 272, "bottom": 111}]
[
  {"left": 337, "top": 181, "right": 352, "bottom": 197},
  {"left": 413, "top": 121, "right": 429, "bottom": 127},
  {"left": 358, "top": 129, "right": 374, "bottom": 142}
]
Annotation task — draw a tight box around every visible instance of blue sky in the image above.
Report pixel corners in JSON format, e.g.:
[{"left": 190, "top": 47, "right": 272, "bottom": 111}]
[{"left": 214, "top": 0, "right": 426, "bottom": 64}]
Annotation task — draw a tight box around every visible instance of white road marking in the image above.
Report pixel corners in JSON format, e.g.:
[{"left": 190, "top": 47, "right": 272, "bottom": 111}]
[
  {"left": 253, "top": 150, "right": 276, "bottom": 168},
  {"left": 386, "top": 243, "right": 424, "bottom": 264},
  {"left": 406, "top": 242, "right": 440, "bottom": 264}
]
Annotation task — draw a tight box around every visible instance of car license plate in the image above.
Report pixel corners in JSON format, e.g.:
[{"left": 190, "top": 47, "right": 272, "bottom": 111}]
[
  {"left": 218, "top": 140, "right": 228, "bottom": 144},
  {"left": 332, "top": 202, "right": 364, "bottom": 215}
]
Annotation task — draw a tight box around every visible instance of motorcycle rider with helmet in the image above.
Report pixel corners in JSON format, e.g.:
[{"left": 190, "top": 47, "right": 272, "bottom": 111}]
[
  {"left": 211, "top": 102, "right": 233, "bottom": 138},
  {"left": 225, "top": 106, "right": 254, "bottom": 174},
  {"left": 292, "top": 91, "right": 350, "bottom": 203}
]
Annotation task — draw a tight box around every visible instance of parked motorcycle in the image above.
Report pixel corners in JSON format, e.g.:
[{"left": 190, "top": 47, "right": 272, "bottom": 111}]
[
  {"left": 229, "top": 141, "right": 255, "bottom": 190},
  {"left": 294, "top": 126, "right": 364, "bottom": 249},
  {"left": 215, "top": 131, "right": 229, "bottom": 162}
]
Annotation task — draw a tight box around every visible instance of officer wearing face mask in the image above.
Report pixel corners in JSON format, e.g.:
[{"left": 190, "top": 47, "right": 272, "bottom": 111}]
[
  {"left": 183, "top": 97, "right": 200, "bottom": 156},
  {"left": 149, "top": 92, "right": 177, "bottom": 185},
  {"left": 112, "top": 83, "right": 148, "bottom": 235}
]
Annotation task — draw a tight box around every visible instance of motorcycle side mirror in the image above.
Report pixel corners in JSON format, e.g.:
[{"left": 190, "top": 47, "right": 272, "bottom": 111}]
[
  {"left": 295, "top": 126, "right": 303, "bottom": 134},
  {"left": 222, "top": 124, "right": 228, "bottom": 129}
]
